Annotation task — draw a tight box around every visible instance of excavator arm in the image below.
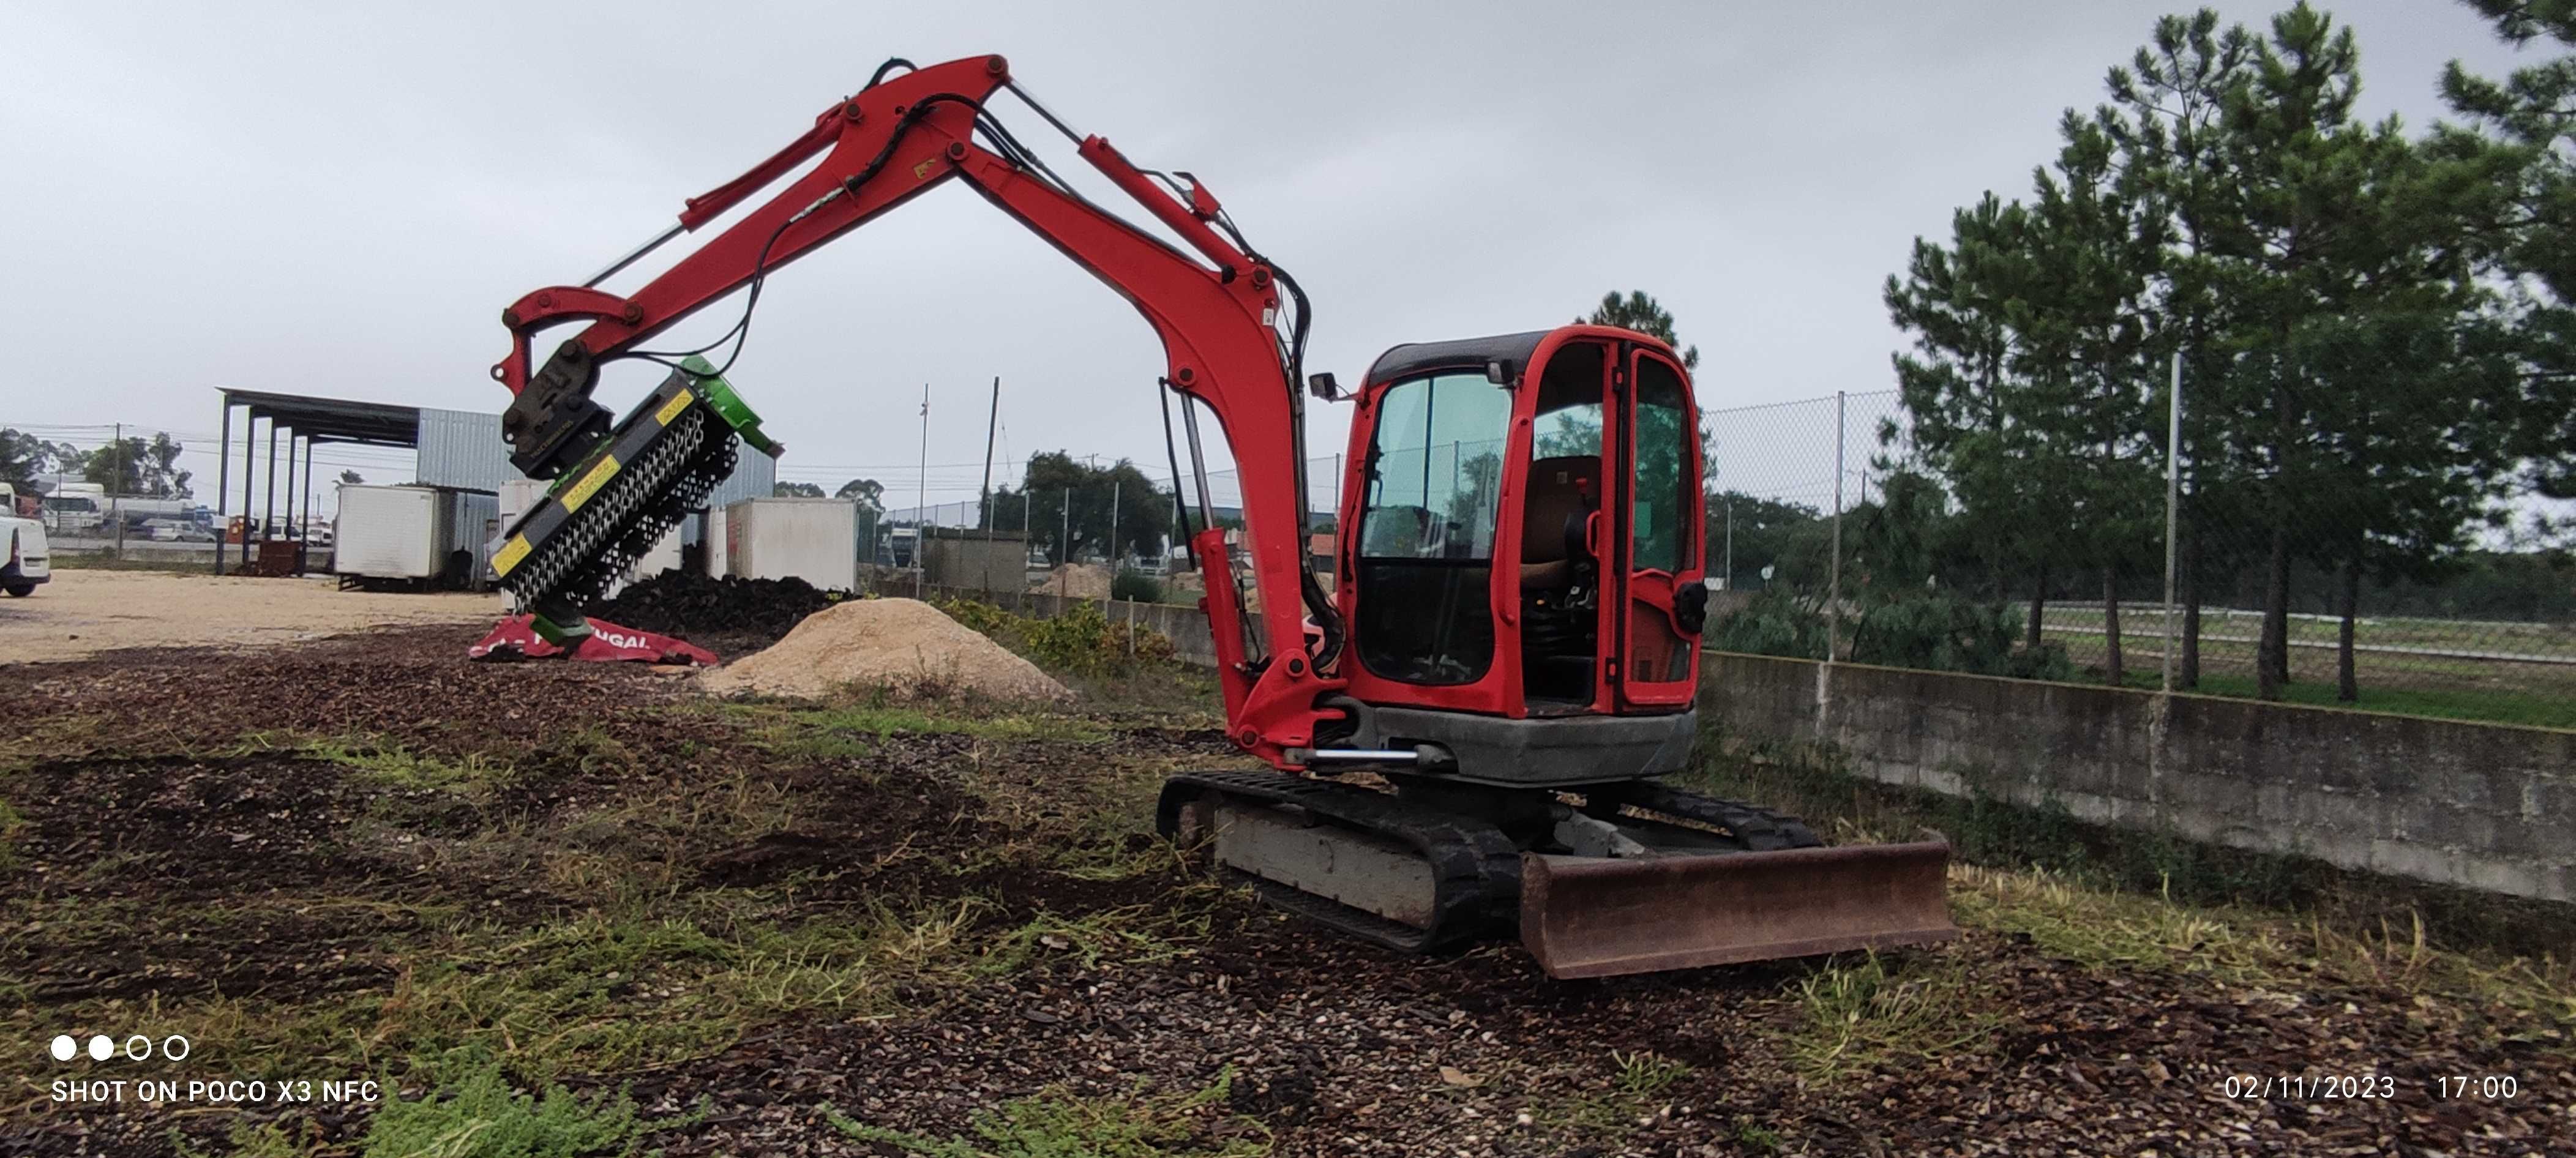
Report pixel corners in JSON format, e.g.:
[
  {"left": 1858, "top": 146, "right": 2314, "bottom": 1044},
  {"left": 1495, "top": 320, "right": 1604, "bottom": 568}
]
[{"left": 490, "top": 54, "right": 1338, "bottom": 765}]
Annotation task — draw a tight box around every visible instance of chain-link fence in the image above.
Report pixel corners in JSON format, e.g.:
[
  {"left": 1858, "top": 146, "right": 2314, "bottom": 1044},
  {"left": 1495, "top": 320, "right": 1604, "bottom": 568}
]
[
  {"left": 2, "top": 420, "right": 416, "bottom": 551},
  {"left": 1702, "top": 389, "right": 2576, "bottom": 725}
]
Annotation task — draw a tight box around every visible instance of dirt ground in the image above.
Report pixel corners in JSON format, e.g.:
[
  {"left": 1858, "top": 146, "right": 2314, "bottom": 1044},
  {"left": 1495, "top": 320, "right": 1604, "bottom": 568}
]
[
  {"left": 0, "top": 570, "right": 503, "bottom": 662},
  {"left": 3, "top": 622, "right": 2570, "bottom": 1156}
]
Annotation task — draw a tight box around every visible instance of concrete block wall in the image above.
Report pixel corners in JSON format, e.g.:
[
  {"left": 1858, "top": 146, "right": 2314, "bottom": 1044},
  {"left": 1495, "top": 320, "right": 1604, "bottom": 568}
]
[{"left": 1705, "top": 651, "right": 2575, "bottom": 903}]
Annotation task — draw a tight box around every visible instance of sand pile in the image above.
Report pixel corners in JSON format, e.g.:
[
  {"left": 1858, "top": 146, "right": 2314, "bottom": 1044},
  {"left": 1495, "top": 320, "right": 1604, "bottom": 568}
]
[
  {"left": 698, "top": 598, "right": 1071, "bottom": 702},
  {"left": 1031, "top": 562, "right": 1116, "bottom": 600}
]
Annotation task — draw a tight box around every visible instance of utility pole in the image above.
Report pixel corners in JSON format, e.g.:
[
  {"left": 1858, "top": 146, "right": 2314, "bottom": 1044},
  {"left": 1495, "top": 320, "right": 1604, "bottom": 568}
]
[
  {"left": 1828, "top": 390, "right": 1845, "bottom": 661},
  {"left": 111, "top": 422, "right": 124, "bottom": 553},
  {"left": 1724, "top": 498, "right": 1734, "bottom": 592},
  {"left": 1109, "top": 477, "right": 1121, "bottom": 570},
  {"left": 915, "top": 384, "right": 929, "bottom": 600},
  {"left": 978, "top": 376, "right": 1000, "bottom": 530},
  {"left": 2162, "top": 351, "right": 2183, "bottom": 694},
  {"left": 1061, "top": 485, "right": 1073, "bottom": 599}
]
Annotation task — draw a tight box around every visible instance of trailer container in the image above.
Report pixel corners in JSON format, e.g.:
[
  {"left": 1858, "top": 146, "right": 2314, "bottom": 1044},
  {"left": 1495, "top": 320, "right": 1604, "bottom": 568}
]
[
  {"left": 723, "top": 498, "right": 856, "bottom": 590},
  {"left": 335, "top": 485, "right": 451, "bottom": 581}
]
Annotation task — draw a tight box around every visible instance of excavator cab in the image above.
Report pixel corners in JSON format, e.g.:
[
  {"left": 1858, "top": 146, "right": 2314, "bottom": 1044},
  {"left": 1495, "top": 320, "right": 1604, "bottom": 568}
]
[{"left": 1328, "top": 327, "right": 1709, "bottom": 785}]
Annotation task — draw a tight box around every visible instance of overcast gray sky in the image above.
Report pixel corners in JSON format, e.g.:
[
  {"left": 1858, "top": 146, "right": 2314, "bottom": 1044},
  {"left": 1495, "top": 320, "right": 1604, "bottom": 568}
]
[{"left": 0, "top": 1, "right": 2539, "bottom": 512}]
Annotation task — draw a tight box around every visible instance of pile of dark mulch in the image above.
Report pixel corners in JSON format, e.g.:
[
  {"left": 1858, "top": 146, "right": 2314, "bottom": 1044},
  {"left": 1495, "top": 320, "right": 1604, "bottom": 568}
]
[{"left": 587, "top": 572, "right": 839, "bottom": 648}]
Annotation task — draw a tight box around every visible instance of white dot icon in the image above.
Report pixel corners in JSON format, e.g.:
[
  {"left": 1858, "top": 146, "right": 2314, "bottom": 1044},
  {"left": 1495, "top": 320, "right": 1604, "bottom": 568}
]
[
  {"left": 50, "top": 1036, "right": 75, "bottom": 1062},
  {"left": 87, "top": 1035, "right": 113, "bottom": 1061}
]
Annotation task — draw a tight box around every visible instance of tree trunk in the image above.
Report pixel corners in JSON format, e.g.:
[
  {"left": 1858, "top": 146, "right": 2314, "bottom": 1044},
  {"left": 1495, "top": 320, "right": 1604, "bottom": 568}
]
[
  {"left": 2102, "top": 569, "right": 2125, "bottom": 687},
  {"left": 2180, "top": 527, "right": 2201, "bottom": 690},
  {"left": 2258, "top": 521, "right": 2291, "bottom": 700},
  {"left": 2337, "top": 553, "right": 2361, "bottom": 703},
  {"left": 2258, "top": 381, "right": 2294, "bottom": 701},
  {"left": 2026, "top": 567, "right": 2049, "bottom": 651}
]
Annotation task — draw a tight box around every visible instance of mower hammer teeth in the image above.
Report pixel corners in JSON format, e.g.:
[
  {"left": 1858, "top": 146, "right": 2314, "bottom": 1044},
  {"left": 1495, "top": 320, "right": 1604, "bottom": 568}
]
[{"left": 491, "top": 356, "right": 774, "bottom": 625}]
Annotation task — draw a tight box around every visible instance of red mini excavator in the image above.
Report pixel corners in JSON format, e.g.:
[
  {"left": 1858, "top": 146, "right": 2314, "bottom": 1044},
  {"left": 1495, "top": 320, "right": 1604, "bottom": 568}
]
[{"left": 486, "top": 54, "right": 1955, "bottom": 977}]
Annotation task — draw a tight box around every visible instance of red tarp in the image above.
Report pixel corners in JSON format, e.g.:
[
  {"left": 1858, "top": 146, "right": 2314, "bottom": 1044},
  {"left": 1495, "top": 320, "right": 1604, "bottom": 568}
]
[{"left": 468, "top": 615, "right": 719, "bottom": 667}]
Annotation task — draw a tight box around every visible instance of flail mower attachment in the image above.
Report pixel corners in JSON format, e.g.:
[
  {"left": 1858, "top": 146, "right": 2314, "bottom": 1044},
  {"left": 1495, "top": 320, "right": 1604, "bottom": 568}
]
[{"left": 489, "top": 356, "right": 777, "bottom": 643}]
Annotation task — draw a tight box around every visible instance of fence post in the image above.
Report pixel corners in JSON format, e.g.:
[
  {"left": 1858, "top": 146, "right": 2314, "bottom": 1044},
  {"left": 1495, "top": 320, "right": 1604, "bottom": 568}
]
[
  {"left": 111, "top": 422, "right": 125, "bottom": 555},
  {"left": 1827, "top": 391, "right": 1844, "bottom": 662},
  {"left": 2162, "top": 351, "right": 2183, "bottom": 694}
]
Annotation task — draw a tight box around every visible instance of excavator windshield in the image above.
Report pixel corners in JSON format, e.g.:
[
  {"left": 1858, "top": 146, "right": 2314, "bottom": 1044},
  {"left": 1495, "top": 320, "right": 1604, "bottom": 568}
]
[{"left": 1355, "top": 372, "right": 1511, "bottom": 684}]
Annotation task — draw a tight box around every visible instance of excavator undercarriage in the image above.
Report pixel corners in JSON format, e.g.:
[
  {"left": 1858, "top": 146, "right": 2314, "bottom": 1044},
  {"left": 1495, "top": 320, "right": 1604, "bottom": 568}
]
[{"left": 1160, "top": 771, "right": 1954, "bottom": 978}]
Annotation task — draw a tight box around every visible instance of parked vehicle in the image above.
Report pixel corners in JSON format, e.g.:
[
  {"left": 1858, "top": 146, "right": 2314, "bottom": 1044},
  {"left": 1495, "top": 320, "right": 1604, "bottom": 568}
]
[
  {"left": 143, "top": 518, "right": 215, "bottom": 543},
  {"left": 1, "top": 484, "right": 51, "bottom": 597}
]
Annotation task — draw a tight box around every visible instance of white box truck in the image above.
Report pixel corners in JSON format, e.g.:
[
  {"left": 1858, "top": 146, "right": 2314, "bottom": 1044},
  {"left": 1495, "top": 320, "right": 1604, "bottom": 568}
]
[
  {"left": 724, "top": 498, "right": 856, "bottom": 590},
  {"left": 335, "top": 484, "right": 452, "bottom": 582}
]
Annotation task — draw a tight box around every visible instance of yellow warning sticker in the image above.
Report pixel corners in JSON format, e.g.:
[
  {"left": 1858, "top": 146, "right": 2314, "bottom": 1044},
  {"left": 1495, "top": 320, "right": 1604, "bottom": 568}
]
[
  {"left": 560, "top": 455, "right": 621, "bottom": 514},
  {"left": 493, "top": 534, "right": 532, "bottom": 577},
  {"left": 653, "top": 390, "right": 692, "bottom": 427}
]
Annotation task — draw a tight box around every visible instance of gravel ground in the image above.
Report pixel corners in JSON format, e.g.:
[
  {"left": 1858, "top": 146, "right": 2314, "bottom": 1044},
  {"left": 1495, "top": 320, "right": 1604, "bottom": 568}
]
[
  {"left": 0, "top": 570, "right": 502, "bottom": 662},
  {"left": 2, "top": 626, "right": 2568, "bottom": 1156}
]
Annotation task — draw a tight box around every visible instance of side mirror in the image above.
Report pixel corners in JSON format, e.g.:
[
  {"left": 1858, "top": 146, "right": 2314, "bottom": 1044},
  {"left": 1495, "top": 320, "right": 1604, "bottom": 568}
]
[{"left": 1306, "top": 372, "right": 1342, "bottom": 401}]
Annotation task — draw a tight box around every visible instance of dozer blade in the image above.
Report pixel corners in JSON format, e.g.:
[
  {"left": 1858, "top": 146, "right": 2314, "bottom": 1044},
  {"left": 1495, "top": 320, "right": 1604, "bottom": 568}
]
[
  {"left": 489, "top": 356, "right": 777, "bottom": 642},
  {"left": 1520, "top": 841, "right": 1957, "bottom": 979}
]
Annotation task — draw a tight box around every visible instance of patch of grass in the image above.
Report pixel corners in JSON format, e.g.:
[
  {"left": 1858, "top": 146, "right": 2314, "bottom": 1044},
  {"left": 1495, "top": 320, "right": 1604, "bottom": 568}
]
[
  {"left": 1529, "top": 1049, "right": 1694, "bottom": 1137},
  {"left": 707, "top": 699, "right": 1105, "bottom": 761},
  {"left": 828, "top": 1070, "right": 1269, "bottom": 1158},
  {"left": 1952, "top": 864, "right": 2272, "bottom": 979},
  {"left": 981, "top": 904, "right": 1209, "bottom": 975},
  {"left": 1953, "top": 863, "right": 2576, "bottom": 1032},
  {"left": 303, "top": 737, "right": 520, "bottom": 800},
  {"left": 0, "top": 714, "right": 113, "bottom": 772},
  {"left": 358, "top": 1053, "right": 674, "bottom": 1158},
  {"left": 2114, "top": 668, "right": 2576, "bottom": 730},
  {"left": 1790, "top": 951, "right": 1993, "bottom": 1085},
  {"left": 0, "top": 795, "right": 21, "bottom": 870}
]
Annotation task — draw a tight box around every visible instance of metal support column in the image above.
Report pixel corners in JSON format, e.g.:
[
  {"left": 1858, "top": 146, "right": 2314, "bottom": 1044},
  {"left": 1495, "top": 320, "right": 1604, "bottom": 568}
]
[{"left": 213, "top": 404, "right": 231, "bottom": 573}]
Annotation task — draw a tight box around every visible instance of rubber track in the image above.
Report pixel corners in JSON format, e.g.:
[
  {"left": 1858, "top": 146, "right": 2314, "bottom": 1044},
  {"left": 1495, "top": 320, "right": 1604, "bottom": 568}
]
[
  {"left": 1593, "top": 780, "right": 1825, "bottom": 852},
  {"left": 1157, "top": 770, "right": 1521, "bottom": 954}
]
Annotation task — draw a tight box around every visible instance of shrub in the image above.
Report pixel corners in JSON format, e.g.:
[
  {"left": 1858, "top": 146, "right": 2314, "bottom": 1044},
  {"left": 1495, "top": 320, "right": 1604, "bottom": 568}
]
[
  {"left": 1707, "top": 592, "right": 1829, "bottom": 659},
  {"left": 1110, "top": 567, "right": 1163, "bottom": 603}
]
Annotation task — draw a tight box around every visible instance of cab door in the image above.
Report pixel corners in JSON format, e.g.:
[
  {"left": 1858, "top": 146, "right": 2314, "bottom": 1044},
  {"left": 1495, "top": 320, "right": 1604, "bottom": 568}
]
[{"left": 1612, "top": 346, "right": 1703, "bottom": 707}]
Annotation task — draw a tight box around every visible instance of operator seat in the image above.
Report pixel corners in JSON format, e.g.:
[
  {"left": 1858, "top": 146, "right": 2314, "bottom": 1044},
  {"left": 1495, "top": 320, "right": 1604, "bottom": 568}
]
[{"left": 1519, "top": 456, "right": 1598, "bottom": 591}]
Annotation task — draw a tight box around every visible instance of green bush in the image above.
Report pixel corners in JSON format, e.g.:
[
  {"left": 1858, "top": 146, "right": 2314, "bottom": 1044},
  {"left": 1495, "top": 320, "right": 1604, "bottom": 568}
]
[
  {"left": 1110, "top": 567, "right": 1163, "bottom": 603},
  {"left": 1849, "top": 592, "right": 2074, "bottom": 681},
  {"left": 1707, "top": 592, "right": 1830, "bottom": 659},
  {"left": 937, "top": 596, "right": 1175, "bottom": 678}
]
